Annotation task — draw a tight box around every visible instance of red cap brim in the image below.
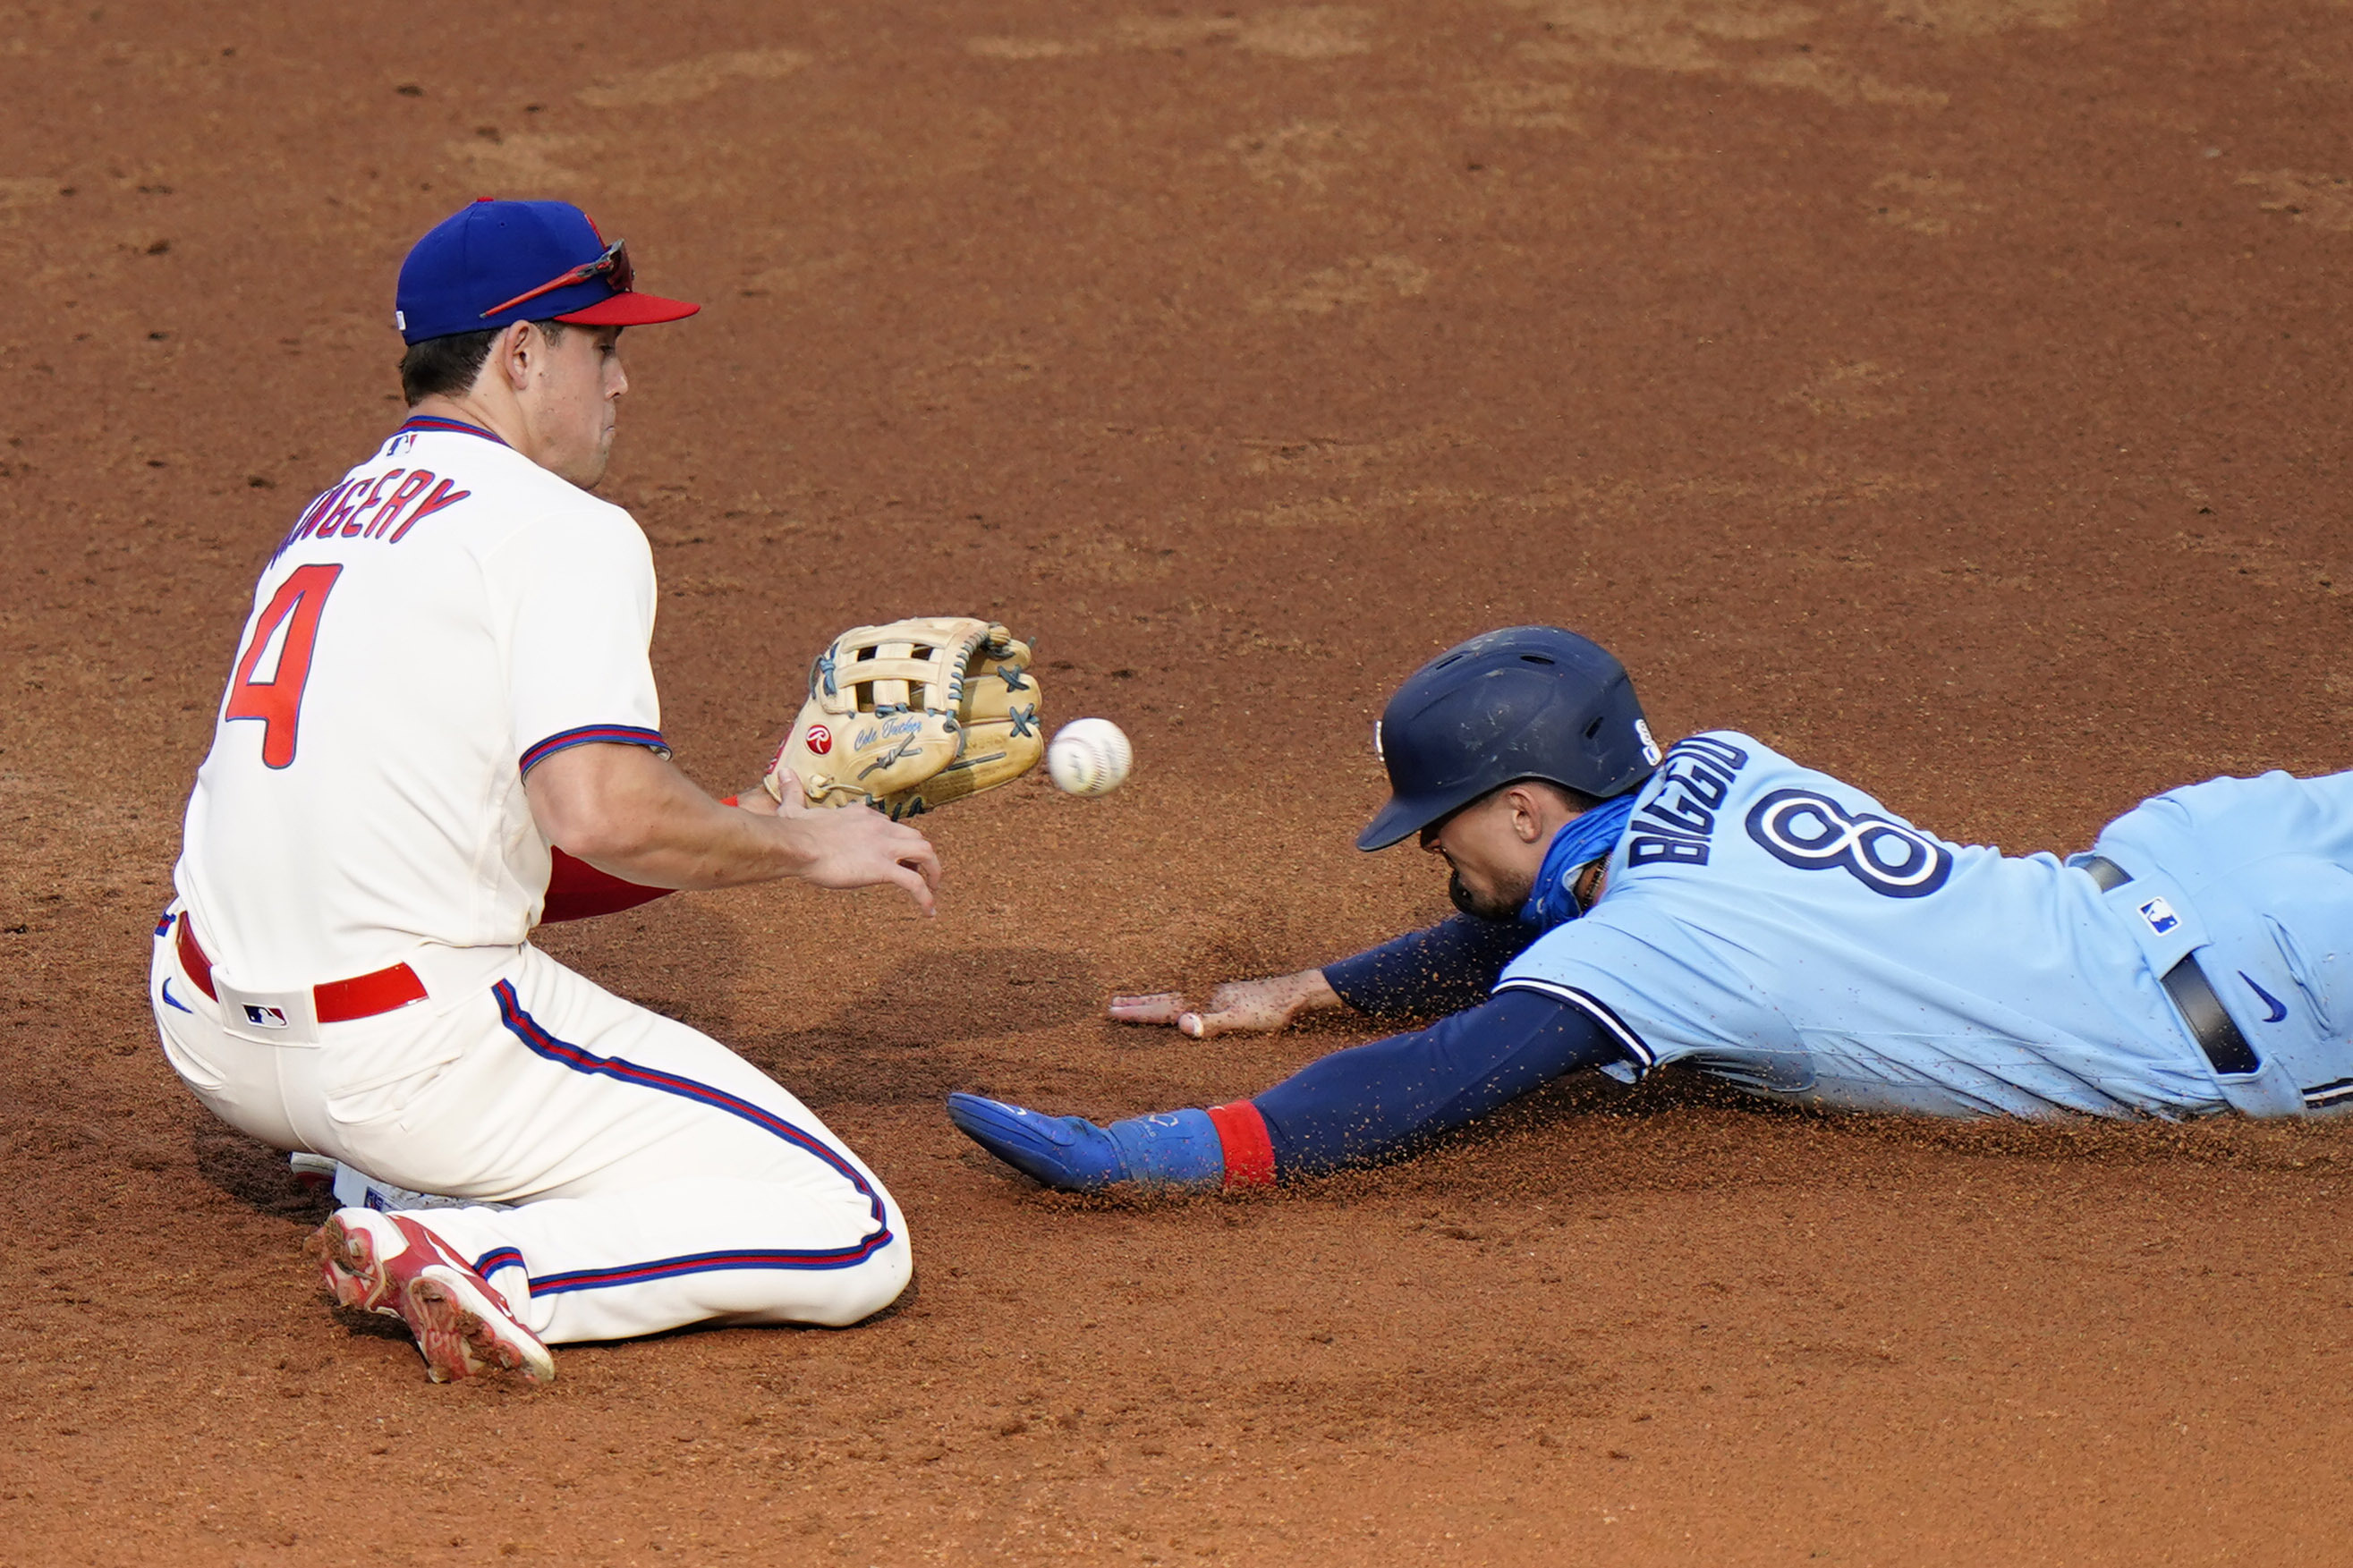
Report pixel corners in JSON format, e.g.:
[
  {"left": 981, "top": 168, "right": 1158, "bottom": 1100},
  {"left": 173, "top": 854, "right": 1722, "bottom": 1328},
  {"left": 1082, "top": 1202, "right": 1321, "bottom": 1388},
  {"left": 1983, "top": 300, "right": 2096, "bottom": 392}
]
[{"left": 554, "top": 291, "right": 701, "bottom": 327}]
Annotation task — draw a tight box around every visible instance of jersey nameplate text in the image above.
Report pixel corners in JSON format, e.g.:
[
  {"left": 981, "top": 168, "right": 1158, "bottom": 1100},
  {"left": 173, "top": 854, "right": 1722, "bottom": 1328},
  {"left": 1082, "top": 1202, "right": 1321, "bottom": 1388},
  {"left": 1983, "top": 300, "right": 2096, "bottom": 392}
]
[{"left": 1627, "top": 735, "right": 1750, "bottom": 868}]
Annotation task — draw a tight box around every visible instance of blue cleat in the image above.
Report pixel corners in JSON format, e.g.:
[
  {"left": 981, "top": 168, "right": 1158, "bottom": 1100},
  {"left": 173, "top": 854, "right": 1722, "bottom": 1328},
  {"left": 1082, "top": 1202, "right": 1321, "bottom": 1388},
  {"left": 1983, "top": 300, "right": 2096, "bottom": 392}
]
[
  {"left": 947, "top": 1094, "right": 1127, "bottom": 1190},
  {"left": 947, "top": 1094, "right": 1227, "bottom": 1191}
]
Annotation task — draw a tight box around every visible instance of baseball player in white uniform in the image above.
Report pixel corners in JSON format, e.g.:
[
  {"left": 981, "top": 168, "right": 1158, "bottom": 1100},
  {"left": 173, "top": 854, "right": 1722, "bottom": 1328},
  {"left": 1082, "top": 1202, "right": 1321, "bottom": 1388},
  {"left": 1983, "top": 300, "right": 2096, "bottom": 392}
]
[{"left": 149, "top": 199, "right": 941, "bottom": 1382}]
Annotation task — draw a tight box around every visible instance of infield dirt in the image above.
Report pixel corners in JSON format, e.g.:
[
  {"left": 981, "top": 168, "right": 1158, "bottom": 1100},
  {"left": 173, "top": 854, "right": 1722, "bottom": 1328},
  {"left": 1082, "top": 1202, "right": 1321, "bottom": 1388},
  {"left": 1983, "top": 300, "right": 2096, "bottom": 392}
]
[{"left": 4, "top": 1, "right": 2352, "bottom": 1562}]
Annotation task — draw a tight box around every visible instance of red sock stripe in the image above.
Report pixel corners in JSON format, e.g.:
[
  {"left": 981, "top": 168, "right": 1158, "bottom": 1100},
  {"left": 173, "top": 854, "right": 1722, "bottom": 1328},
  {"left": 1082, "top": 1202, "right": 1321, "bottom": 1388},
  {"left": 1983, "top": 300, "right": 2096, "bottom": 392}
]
[{"left": 1205, "top": 1101, "right": 1276, "bottom": 1190}]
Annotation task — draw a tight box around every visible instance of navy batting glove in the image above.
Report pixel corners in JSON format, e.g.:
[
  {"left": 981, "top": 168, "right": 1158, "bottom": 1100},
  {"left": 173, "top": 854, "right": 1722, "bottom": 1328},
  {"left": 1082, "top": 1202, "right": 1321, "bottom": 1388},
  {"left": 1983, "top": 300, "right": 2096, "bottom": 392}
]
[{"left": 946, "top": 1094, "right": 1223, "bottom": 1191}]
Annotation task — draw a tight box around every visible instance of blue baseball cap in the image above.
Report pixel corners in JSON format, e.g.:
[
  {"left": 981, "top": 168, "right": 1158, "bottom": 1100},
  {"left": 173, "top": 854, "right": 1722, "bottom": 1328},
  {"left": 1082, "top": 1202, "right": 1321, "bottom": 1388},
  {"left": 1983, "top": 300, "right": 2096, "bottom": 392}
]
[{"left": 394, "top": 198, "right": 700, "bottom": 345}]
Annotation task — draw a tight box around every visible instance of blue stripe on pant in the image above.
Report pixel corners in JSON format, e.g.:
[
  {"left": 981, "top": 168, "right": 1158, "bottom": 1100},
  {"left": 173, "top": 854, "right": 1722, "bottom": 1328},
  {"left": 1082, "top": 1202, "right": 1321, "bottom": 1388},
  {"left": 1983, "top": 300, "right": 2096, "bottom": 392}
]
[{"left": 472, "top": 979, "right": 896, "bottom": 1297}]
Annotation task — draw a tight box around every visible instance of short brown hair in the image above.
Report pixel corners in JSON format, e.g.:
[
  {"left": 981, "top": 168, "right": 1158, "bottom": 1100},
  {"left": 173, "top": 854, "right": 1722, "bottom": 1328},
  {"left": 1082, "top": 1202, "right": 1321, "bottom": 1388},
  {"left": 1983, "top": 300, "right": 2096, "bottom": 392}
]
[{"left": 398, "top": 318, "right": 567, "bottom": 405}]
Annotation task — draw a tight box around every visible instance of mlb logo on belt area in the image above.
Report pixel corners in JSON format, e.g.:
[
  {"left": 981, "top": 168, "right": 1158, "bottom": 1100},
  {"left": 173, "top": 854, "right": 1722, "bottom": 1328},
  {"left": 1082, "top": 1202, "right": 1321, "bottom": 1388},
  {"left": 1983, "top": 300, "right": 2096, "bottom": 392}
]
[
  {"left": 2138, "top": 897, "right": 2181, "bottom": 936},
  {"left": 242, "top": 1003, "right": 290, "bottom": 1029}
]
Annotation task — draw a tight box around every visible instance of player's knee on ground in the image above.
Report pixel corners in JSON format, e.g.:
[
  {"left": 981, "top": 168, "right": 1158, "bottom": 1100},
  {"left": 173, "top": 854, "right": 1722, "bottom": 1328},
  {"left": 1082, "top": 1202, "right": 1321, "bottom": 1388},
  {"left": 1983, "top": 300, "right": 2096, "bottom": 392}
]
[{"left": 806, "top": 1230, "right": 913, "bottom": 1327}]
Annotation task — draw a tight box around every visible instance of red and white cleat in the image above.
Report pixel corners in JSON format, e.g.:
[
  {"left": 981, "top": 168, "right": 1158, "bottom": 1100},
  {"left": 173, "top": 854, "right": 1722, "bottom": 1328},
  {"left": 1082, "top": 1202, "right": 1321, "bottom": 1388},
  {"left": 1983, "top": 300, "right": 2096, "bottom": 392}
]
[{"left": 316, "top": 1208, "right": 555, "bottom": 1384}]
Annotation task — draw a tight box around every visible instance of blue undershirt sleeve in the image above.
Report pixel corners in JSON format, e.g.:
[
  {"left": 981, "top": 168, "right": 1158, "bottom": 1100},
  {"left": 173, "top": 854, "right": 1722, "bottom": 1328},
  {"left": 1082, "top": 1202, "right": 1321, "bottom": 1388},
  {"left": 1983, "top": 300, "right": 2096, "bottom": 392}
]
[
  {"left": 1251, "top": 988, "right": 1628, "bottom": 1177},
  {"left": 1320, "top": 914, "right": 1540, "bottom": 1020}
]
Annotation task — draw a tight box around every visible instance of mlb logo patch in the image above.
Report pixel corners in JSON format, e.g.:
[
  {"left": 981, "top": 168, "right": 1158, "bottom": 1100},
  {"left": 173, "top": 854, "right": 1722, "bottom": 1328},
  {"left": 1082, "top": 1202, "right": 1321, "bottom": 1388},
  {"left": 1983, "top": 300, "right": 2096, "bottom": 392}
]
[
  {"left": 242, "top": 1003, "right": 290, "bottom": 1030},
  {"left": 2137, "top": 897, "right": 2180, "bottom": 937}
]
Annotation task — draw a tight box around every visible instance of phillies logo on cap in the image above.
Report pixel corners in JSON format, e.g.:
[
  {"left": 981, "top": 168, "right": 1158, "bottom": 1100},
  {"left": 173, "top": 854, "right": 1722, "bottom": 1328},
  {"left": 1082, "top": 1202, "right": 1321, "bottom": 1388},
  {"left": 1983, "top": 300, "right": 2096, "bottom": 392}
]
[{"left": 806, "top": 724, "right": 833, "bottom": 756}]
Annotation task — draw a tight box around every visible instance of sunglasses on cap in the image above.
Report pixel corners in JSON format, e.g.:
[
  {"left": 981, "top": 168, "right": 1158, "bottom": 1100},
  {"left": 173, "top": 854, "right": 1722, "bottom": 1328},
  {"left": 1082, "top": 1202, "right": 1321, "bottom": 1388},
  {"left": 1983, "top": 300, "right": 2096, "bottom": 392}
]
[{"left": 479, "top": 236, "right": 634, "bottom": 319}]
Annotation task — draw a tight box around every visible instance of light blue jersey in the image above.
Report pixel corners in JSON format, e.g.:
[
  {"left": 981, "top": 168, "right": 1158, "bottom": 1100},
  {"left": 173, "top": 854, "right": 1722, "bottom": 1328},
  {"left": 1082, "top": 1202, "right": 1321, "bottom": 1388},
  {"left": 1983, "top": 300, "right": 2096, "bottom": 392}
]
[{"left": 1499, "top": 732, "right": 2353, "bottom": 1119}]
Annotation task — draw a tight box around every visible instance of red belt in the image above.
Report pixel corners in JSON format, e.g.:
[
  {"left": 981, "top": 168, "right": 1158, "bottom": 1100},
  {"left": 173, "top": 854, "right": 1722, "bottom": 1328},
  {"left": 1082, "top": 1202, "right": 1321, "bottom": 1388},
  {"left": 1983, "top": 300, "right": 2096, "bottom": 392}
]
[{"left": 174, "top": 915, "right": 428, "bottom": 1024}]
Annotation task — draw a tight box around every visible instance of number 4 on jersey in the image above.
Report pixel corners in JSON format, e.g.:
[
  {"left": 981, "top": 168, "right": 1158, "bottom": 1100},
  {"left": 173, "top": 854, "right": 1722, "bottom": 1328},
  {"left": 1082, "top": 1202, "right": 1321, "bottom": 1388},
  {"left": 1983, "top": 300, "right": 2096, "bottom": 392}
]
[{"left": 224, "top": 563, "right": 342, "bottom": 768}]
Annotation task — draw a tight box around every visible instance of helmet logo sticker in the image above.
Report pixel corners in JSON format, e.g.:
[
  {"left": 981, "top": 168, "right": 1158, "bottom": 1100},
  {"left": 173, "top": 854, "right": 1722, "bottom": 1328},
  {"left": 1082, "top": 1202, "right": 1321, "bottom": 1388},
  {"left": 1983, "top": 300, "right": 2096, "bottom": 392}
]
[
  {"left": 1635, "top": 717, "right": 1662, "bottom": 767},
  {"left": 1372, "top": 719, "right": 1384, "bottom": 762}
]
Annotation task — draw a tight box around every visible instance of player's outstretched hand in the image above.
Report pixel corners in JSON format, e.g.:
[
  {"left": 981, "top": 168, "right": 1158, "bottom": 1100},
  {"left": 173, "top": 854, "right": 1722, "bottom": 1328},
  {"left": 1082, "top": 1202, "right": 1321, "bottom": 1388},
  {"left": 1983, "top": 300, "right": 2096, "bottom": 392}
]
[
  {"left": 784, "top": 801, "right": 941, "bottom": 916},
  {"left": 1109, "top": 968, "right": 1340, "bottom": 1038}
]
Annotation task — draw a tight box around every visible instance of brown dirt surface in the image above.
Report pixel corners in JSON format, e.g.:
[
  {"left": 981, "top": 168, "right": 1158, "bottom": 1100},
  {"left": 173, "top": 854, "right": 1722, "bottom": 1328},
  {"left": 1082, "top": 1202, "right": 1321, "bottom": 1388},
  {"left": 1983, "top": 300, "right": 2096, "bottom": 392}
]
[{"left": 4, "top": 0, "right": 2351, "bottom": 1561}]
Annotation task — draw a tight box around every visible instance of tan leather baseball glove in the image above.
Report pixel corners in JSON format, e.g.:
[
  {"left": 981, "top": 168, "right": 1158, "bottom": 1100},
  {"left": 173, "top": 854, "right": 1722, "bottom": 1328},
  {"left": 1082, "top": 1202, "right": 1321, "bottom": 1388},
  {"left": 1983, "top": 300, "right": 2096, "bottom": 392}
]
[{"left": 764, "top": 616, "right": 1042, "bottom": 819}]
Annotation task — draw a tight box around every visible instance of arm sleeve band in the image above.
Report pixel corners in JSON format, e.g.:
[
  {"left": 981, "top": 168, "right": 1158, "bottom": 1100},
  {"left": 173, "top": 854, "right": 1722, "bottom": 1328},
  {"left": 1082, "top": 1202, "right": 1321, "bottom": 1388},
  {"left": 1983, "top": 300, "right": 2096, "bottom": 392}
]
[
  {"left": 535, "top": 796, "right": 738, "bottom": 925},
  {"left": 1252, "top": 987, "right": 1627, "bottom": 1178},
  {"left": 1321, "top": 914, "right": 1541, "bottom": 1020},
  {"left": 539, "top": 847, "right": 675, "bottom": 924}
]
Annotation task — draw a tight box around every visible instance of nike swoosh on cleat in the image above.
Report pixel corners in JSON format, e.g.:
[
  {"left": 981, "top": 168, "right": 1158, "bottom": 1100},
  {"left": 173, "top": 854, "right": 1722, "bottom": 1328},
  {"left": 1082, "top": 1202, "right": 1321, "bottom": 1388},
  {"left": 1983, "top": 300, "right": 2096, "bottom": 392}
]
[
  {"left": 2240, "top": 971, "right": 2289, "bottom": 1024},
  {"left": 160, "top": 977, "right": 193, "bottom": 1013}
]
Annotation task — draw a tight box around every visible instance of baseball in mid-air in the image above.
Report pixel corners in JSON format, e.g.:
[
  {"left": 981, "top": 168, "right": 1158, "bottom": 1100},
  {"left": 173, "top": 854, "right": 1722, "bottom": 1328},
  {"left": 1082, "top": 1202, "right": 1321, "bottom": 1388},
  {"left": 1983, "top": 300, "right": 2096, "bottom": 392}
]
[{"left": 1047, "top": 718, "right": 1133, "bottom": 797}]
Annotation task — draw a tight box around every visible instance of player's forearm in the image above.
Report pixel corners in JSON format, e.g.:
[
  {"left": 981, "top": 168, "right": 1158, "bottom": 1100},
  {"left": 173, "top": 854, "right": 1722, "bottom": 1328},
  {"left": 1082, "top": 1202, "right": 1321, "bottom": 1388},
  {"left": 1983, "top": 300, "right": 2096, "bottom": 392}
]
[
  {"left": 527, "top": 743, "right": 820, "bottom": 890},
  {"left": 1321, "top": 914, "right": 1541, "bottom": 1019},
  {"left": 1261, "top": 967, "right": 1345, "bottom": 1020},
  {"left": 1249, "top": 989, "right": 1625, "bottom": 1177},
  {"left": 562, "top": 794, "right": 817, "bottom": 890}
]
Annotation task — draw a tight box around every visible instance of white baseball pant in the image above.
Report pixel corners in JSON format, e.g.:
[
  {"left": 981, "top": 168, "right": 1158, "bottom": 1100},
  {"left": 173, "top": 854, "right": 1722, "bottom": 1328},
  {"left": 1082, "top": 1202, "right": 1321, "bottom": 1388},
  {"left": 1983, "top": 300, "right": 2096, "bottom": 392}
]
[{"left": 149, "top": 922, "right": 911, "bottom": 1343}]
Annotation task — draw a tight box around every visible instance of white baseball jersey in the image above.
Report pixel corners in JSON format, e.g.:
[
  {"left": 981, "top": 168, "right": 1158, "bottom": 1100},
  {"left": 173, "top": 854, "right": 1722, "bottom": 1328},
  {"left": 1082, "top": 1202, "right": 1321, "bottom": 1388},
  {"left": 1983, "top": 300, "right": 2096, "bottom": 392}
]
[
  {"left": 175, "top": 413, "right": 665, "bottom": 991},
  {"left": 155, "top": 411, "right": 913, "bottom": 1358}
]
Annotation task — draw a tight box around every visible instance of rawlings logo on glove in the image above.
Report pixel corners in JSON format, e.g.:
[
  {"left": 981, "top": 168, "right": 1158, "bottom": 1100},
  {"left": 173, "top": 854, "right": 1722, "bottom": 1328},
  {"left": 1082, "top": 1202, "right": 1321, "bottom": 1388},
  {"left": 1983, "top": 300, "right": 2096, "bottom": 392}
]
[{"left": 765, "top": 616, "right": 1043, "bottom": 818}]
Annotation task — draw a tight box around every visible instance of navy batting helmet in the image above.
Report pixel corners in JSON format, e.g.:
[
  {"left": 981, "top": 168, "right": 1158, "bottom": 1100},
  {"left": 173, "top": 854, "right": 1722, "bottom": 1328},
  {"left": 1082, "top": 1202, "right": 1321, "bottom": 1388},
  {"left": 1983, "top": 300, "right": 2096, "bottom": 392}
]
[{"left": 1356, "top": 626, "right": 1661, "bottom": 851}]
